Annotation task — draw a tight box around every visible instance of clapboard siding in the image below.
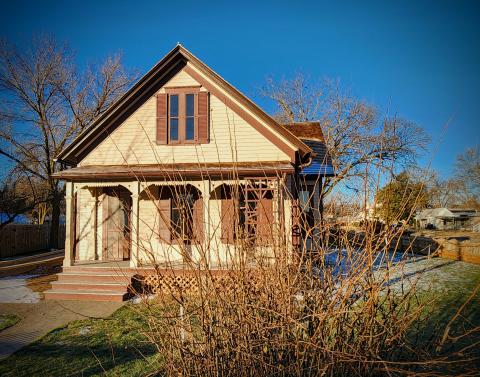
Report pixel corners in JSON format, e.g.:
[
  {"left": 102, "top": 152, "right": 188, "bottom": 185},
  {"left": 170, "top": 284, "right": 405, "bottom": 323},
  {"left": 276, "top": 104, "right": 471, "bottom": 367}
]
[
  {"left": 77, "top": 188, "right": 96, "bottom": 261},
  {"left": 80, "top": 68, "right": 289, "bottom": 166}
]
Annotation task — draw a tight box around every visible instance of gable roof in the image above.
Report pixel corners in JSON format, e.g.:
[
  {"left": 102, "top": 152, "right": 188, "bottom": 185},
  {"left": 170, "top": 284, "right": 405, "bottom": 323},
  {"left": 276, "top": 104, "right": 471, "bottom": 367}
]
[{"left": 57, "top": 45, "right": 312, "bottom": 165}]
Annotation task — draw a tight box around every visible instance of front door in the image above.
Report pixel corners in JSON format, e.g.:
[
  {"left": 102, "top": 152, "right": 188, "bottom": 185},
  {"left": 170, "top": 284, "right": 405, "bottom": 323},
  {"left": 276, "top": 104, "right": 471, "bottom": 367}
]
[{"left": 102, "top": 188, "right": 131, "bottom": 261}]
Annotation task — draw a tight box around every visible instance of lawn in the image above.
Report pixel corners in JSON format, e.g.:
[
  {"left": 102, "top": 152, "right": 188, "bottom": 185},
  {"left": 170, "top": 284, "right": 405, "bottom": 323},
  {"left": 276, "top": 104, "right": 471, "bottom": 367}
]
[
  {"left": 0, "top": 257, "right": 478, "bottom": 376},
  {"left": 0, "top": 314, "right": 21, "bottom": 331},
  {"left": 0, "top": 305, "right": 162, "bottom": 376}
]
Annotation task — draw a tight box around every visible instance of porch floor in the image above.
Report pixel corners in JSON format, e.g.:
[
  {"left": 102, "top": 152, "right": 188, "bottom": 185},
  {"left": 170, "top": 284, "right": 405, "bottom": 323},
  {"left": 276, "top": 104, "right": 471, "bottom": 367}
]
[{"left": 73, "top": 260, "right": 131, "bottom": 268}]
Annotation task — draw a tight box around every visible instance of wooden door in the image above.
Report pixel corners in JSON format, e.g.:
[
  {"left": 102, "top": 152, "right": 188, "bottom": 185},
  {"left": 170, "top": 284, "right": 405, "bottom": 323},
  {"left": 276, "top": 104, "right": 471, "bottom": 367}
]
[{"left": 103, "top": 189, "right": 131, "bottom": 261}]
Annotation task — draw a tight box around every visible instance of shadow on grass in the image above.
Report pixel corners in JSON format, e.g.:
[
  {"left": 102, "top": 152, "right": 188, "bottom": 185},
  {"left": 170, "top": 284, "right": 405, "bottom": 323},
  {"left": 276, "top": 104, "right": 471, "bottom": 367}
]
[{"left": 0, "top": 305, "right": 161, "bottom": 377}]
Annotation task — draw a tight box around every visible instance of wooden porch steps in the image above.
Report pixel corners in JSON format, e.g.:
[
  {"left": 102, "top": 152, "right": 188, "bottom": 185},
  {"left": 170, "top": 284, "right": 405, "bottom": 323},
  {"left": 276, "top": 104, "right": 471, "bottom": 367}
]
[
  {"left": 44, "top": 290, "right": 130, "bottom": 302},
  {"left": 44, "top": 266, "right": 138, "bottom": 302}
]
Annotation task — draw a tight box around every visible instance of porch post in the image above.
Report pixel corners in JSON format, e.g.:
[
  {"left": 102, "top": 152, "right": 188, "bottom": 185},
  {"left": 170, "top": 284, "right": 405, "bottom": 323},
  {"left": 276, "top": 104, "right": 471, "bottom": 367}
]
[
  {"left": 63, "top": 181, "right": 75, "bottom": 267},
  {"left": 201, "top": 179, "right": 211, "bottom": 267},
  {"left": 130, "top": 181, "right": 140, "bottom": 268}
]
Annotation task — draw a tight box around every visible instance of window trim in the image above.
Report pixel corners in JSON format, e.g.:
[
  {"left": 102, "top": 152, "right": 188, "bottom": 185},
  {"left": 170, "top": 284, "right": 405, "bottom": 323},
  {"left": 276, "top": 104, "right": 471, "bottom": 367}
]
[{"left": 164, "top": 87, "right": 202, "bottom": 145}]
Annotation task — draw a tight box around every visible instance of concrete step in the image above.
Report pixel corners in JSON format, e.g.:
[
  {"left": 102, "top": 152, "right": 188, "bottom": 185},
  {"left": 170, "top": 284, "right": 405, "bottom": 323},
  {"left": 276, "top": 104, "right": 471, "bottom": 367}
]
[
  {"left": 57, "top": 273, "right": 132, "bottom": 284},
  {"left": 44, "top": 289, "right": 129, "bottom": 302},
  {"left": 51, "top": 281, "right": 129, "bottom": 293}
]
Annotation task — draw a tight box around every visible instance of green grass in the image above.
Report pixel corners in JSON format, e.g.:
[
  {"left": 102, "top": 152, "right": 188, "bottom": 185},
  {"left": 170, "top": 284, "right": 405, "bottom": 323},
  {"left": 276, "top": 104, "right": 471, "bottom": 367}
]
[
  {"left": 0, "top": 305, "right": 163, "bottom": 377},
  {"left": 0, "top": 259, "right": 478, "bottom": 376},
  {"left": 408, "top": 260, "right": 480, "bottom": 353},
  {"left": 387, "top": 259, "right": 480, "bottom": 374},
  {"left": 0, "top": 314, "right": 21, "bottom": 331}
]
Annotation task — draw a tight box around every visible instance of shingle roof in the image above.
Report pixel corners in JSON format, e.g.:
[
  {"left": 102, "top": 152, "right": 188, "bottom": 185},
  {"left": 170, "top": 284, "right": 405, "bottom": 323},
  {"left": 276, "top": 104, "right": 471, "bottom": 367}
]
[
  {"left": 280, "top": 121, "right": 326, "bottom": 142},
  {"left": 280, "top": 122, "right": 334, "bottom": 176},
  {"left": 301, "top": 139, "right": 334, "bottom": 176},
  {"left": 52, "top": 161, "right": 294, "bottom": 180}
]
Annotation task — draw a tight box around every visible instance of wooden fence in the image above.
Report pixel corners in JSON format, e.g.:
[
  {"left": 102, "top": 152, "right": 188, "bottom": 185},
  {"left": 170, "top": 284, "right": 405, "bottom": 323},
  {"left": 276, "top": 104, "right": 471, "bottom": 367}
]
[{"left": 0, "top": 224, "right": 65, "bottom": 259}]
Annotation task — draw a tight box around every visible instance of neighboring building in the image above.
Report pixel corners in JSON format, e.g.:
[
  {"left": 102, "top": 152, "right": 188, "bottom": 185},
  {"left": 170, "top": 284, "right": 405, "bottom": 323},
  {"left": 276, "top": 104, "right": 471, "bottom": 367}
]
[
  {"left": 46, "top": 45, "right": 333, "bottom": 301},
  {"left": 415, "top": 208, "right": 479, "bottom": 230}
]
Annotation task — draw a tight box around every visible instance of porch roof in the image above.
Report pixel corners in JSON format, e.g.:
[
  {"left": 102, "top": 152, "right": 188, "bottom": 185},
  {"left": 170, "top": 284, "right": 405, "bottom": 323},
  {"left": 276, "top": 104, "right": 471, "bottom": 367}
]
[{"left": 52, "top": 161, "right": 294, "bottom": 180}]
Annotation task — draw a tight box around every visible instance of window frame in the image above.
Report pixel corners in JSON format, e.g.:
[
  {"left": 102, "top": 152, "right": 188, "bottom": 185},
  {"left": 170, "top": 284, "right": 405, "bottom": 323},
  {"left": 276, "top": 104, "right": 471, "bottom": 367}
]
[
  {"left": 170, "top": 193, "right": 194, "bottom": 243},
  {"left": 164, "top": 86, "right": 201, "bottom": 145}
]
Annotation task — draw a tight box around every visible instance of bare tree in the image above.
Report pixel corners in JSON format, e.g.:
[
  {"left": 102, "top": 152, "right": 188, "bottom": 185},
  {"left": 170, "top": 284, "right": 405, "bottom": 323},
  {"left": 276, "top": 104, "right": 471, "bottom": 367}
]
[
  {"left": 261, "top": 74, "right": 429, "bottom": 198},
  {"left": 0, "top": 36, "right": 136, "bottom": 247},
  {"left": 0, "top": 172, "right": 47, "bottom": 228},
  {"left": 455, "top": 145, "right": 480, "bottom": 199}
]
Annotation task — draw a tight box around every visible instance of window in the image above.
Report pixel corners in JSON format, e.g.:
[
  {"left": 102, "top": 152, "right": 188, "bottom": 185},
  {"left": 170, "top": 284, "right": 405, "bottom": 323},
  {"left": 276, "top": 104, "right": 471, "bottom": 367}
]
[
  {"left": 171, "top": 193, "right": 194, "bottom": 241},
  {"left": 221, "top": 184, "right": 273, "bottom": 245},
  {"left": 169, "top": 94, "right": 179, "bottom": 141},
  {"left": 167, "top": 91, "right": 197, "bottom": 143},
  {"left": 299, "top": 185, "right": 315, "bottom": 233},
  {"left": 157, "top": 90, "right": 208, "bottom": 145},
  {"left": 185, "top": 94, "right": 195, "bottom": 141}
]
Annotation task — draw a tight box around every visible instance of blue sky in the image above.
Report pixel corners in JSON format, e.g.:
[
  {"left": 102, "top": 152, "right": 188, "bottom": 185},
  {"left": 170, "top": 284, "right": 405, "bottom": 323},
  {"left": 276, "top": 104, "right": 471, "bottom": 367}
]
[{"left": 1, "top": 0, "right": 479, "bottom": 178}]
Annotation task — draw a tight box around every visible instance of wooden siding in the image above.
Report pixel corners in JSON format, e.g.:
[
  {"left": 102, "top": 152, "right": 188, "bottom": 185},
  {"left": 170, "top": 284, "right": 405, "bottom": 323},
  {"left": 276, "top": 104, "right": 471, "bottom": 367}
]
[
  {"left": 77, "top": 188, "right": 97, "bottom": 261},
  {"left": 79, "top": 67, "right": 290, "bottom": 166}
]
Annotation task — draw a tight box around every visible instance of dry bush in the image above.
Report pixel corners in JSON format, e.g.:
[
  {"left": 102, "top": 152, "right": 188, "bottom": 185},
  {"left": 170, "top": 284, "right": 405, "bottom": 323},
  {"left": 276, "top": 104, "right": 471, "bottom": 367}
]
[{"left": 118, "top": 171, "right": 479, "bottom": 377}]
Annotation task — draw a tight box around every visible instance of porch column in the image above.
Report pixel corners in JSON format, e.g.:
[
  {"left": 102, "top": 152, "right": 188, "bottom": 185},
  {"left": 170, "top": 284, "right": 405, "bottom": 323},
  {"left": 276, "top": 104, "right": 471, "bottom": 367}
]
[
  {"left": 130, "top": 181, "right": 140, "bottom": 268},
  {"left": 201, "top": 179, "right": 211, "bottom": 267},
  {"left": 63, "top": 181, "right": 75, "bottom": 267}
]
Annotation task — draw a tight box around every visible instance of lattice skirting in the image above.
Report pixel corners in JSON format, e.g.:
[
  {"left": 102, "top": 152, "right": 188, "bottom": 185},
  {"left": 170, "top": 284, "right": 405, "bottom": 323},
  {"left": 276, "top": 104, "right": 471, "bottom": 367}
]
[{"left": 131, "top": 270, "right": 263, "bottom": 296}]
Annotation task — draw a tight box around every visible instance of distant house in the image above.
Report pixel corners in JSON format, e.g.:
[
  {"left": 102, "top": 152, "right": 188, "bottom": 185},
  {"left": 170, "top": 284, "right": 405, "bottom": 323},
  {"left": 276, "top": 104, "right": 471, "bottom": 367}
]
[{"left": 415, "top": 208, "right": 479, "bottom": 231}]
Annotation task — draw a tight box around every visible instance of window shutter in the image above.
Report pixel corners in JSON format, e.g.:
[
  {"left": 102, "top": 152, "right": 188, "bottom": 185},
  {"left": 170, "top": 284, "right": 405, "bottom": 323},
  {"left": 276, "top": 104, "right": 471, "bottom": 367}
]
[
  {"left": 192, "top": 197, "right": 204, "bottom": 243},
  {"left": 221, "top": 199, "right": 235, "bottom": 244},
  {"left": 197, "top": 91, "right": 209, "bottom": 143},
  {"left": 256, "top": 198, "right": 274, "bottom": 245},
  {"left": 156, "top": 93, "right": 168, "bottom": 144},
  {"left": 158, "top": 198, "right": 171, "bottom": 243}
]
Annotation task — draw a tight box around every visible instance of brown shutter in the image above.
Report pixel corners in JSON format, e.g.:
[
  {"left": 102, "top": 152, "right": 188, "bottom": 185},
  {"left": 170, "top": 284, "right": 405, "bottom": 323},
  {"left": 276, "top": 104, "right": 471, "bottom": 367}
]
[
  {"left": 256, "top": 198, "right": 274, "bottom": 245},
  {"left": 221, "top": 199, "right": 235, "bottom": 244},
  {"left": 156, "top": 93, "right": 168, "bottom": 144},
  {"left": 192, "top": 197, "right": 204, "bottom": 243},
  {"left": 197, "top": 91, "right": 209, "bottom": 143},
  {"left": 158, "top": 198, "right": 171, "bottom": 243}
]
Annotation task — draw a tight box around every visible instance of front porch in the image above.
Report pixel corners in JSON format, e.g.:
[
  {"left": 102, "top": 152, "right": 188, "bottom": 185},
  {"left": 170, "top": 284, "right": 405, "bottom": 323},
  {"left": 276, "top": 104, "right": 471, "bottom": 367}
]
[
  {"left": 49, "top": 175, "right": 294, "bottom": 301},
  {"left": 63, "top": 176, "right": 293, "bottom": 270}
]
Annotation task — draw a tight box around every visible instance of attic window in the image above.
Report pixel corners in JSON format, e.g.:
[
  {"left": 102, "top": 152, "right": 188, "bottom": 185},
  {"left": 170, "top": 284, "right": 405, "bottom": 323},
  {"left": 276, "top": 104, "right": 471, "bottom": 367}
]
[{"left": 156, "top": 87, "right": 209, "bottom": 145}]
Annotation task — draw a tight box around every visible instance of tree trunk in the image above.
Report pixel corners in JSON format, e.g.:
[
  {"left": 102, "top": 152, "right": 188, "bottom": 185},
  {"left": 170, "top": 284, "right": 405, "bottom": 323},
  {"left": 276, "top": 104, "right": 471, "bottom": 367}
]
[{"left": 49, "top": 193, "right": 61, "bottom": 249}]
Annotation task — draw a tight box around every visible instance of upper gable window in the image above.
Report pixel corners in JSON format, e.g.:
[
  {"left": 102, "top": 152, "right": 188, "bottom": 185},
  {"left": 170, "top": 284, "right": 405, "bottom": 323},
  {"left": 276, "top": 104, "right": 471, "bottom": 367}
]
[
  {"left": 169, "top": 94, "right": 180, "bottom": 141},
  {"left": 156, "top": 88, "right": 209, "bottom": 145}
]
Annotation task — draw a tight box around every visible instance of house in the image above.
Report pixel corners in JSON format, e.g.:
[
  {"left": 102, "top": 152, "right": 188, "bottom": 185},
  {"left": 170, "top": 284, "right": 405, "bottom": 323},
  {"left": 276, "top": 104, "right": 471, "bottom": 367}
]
[
  {"left": 415, "top": 208, "right": 479, "bottom": 230},
  {"left": 45, "top": 45, "right": 333, "bottom": 301}
]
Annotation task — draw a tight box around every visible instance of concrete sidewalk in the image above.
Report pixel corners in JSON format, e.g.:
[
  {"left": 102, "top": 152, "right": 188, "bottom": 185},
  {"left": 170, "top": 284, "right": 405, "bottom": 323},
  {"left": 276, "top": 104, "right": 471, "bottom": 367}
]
[{"left": 0, "top": 300, "right": 122, "bottom": 360}]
